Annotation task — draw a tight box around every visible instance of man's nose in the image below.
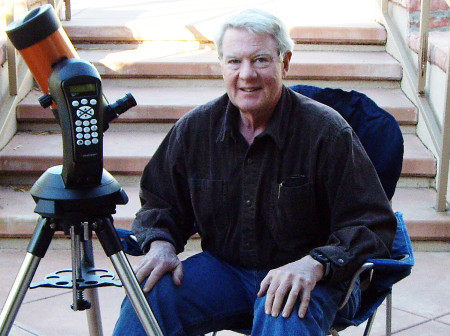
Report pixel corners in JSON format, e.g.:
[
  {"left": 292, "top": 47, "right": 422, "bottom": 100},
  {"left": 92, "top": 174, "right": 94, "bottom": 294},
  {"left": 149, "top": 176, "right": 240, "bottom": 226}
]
[{"left": 239, "top": 60, "right": 257, "bottom": 80}]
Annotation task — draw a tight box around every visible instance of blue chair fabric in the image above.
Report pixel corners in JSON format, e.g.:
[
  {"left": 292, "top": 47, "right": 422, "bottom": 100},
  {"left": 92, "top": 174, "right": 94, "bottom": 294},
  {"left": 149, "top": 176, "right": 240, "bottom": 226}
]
[
  {"left": 116, "top": 227, "right": 144, "bottom": 256},
  {"left": 333, "top": 211, "right": 414, "bottom": 329},
  {"left": 289, "top": 84, "right": 404, "bottom": 200}
]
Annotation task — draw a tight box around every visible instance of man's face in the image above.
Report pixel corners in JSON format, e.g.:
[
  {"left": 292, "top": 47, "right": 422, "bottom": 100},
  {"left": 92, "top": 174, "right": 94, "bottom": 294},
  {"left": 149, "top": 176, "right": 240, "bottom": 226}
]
[{"left": 220, "top": 28, "right": 291, "bottom": 116}]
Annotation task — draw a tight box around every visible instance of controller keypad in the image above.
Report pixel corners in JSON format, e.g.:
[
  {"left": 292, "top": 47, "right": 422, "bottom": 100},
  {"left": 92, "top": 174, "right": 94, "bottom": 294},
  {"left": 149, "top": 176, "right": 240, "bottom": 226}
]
[{"left": 72, "top": 98, "right": 99, "bottom": 146}]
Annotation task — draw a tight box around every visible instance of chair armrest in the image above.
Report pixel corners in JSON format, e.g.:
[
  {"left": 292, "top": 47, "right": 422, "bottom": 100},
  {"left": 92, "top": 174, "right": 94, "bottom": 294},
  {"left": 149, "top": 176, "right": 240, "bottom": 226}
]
[
  {"left": 367, "top": 253, "right": 413, "bottom": 271},
  {"left": 338, "top": 262, "right": 374, "bottom": 310},
  {"left": 116, "top": 228, "right": 144, "bottom": 256}
]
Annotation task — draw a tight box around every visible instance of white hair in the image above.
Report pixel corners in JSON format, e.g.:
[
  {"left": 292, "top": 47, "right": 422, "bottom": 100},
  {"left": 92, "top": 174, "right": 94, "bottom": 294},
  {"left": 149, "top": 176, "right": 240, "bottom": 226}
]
[{"left": 215, "top": 8, "right": 294, "bottom": 60}]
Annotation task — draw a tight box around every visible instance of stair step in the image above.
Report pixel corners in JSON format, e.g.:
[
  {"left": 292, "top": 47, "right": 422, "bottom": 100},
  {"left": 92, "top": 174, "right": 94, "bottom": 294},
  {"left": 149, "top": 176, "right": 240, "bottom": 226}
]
[
  {"left": 63, "top": 0, "right": 386, "bottom": 45},
  {"left": 1, "top": 184, "right": 448, "bottom": 241},
  {"left": 401, "top": 134, "right": 437, "bottom": 177},
  {"left": 1, "top": 0, "right": 447, "bottom": 245},
  {"left": 289, "top": 23, "right": 386, "bottom": 45},
  {"left": 0, "top": 132, "right": 436, "bottom": 180},
  {"left": 392, "top": 188, "right": 450, "bottom": 240},
  {"left": 17, "top": 86, "right": 417, "bottom": 126},
  {"left": 64, "top": 21, "right": 386, "bottom": 45},
  {"left": 74, "top": 48, "right": 402, "bottom": 81},
  {"left": 0, "top": 131, "right": 165, "bottom": 175}
]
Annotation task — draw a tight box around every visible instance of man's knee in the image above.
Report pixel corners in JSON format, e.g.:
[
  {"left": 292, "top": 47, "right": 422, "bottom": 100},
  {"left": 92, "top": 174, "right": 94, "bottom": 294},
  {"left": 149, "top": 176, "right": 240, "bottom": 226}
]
[
  {"left": 252, "top": 296, "right": 323, "bottom": 335},
  {"left": 252, "top": 285, "right": 343, "bottom": 336}
]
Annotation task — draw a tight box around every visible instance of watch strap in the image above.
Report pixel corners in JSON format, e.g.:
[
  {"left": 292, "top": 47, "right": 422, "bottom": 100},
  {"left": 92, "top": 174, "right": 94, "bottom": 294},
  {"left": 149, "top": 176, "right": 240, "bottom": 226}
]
[{"left": 310, "top": 251, "right": 331, "bottom": 281}]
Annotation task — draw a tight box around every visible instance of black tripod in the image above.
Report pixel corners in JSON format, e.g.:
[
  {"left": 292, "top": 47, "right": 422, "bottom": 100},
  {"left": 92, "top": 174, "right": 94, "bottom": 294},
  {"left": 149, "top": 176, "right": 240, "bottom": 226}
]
[{"left": 0, "top": 166, "right": 163, "bottom": 336}]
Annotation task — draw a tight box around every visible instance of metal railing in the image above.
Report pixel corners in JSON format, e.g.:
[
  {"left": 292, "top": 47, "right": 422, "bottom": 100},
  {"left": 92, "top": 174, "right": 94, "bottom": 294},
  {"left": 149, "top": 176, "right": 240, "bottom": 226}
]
[
  {"left": 380, "top": 0, "right": 450, "bottom": 212},
  {"left": 5, "top": 0, "right": 71, "bottom": 96},
  {"left": 5, "top": 0, "right": 17, "bottom": 96}
]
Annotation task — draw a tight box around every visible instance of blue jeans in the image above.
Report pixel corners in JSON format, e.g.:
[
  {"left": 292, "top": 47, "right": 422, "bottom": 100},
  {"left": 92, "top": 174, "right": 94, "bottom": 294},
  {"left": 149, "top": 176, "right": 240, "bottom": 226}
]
[{"left": 113, "top": 252, "right": 360, "bottom": 336}]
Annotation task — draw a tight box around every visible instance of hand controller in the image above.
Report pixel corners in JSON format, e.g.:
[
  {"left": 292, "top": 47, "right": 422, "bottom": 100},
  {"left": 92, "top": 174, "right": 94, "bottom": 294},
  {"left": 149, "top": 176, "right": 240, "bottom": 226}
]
[
  {"left": 39, "top": 57, "right": 136, "bottom": 189},
  {"left": 47, "top": 58, "right": 105, "bottom": 188}
]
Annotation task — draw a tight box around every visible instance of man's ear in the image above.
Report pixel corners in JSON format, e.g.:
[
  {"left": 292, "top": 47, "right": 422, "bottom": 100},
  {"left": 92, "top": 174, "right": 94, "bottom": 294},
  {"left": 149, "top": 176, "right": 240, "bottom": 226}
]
[{"left": 282, "top": 51, "right": 292, "bottom": 75}]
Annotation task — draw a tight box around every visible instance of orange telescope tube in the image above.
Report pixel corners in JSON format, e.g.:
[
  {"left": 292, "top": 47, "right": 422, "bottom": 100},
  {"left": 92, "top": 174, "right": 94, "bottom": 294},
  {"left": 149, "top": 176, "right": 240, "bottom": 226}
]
[{"left": 6, "top": 4, "right": 79, "bottom": 94}]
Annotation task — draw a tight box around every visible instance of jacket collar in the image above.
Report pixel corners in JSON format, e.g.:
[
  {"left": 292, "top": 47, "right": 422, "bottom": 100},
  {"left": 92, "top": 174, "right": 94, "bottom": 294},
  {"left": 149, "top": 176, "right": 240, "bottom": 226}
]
[{"left": 217, "top": 86, "right": 291, "bottom": 149}]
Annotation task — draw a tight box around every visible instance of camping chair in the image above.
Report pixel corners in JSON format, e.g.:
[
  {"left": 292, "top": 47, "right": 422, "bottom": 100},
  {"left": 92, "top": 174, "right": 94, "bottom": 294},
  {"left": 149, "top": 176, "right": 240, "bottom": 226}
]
[
  {"left": 330, "top": 211, "right": 414, "bottom": 336},
  {"left": 117, "top": 85, "right": 413, "bottom": 335}
]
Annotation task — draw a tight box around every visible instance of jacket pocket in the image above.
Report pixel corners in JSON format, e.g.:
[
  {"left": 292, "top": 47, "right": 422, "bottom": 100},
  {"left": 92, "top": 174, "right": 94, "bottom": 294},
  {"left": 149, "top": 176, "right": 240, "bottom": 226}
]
[{"left": 271, "top": 179, "right": 320, "bottom": 248}]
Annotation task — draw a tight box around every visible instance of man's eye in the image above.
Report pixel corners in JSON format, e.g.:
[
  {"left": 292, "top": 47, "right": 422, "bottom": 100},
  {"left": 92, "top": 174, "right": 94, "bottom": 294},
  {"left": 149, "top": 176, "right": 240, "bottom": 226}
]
[
  {"left": 253, "top": 57, "right": 272, "bottom": 68},
  {"left": 228, "top": 59, "right": 240, "bottom": 64}
]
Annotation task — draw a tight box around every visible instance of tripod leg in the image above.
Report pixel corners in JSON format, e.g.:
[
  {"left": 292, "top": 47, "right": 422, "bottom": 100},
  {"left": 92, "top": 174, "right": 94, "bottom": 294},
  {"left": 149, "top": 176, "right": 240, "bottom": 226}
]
[
  {"left": 0, "top": 253, "right": 41, "bottom": 336},
  {"left": 82, "top": 236, "right": 104, "bottom": 336},
  {"left": 0, "top": 217, "right": 54, "bottom": 336},
  {"left": 94, "top": 217, "right": 164, "bottom": 336},
  {"left": 85, "top": 288, "right": 103, "bottom": 336},
  {"left": 110, "top": 251, "right": 164, "bottom": 336}
]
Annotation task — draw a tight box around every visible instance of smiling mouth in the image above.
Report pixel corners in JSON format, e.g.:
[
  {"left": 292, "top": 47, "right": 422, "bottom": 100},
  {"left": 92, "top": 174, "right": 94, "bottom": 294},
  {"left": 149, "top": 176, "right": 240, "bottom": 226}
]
[{"left": 241, "top": 88, "right": 260, "bottom": 92}]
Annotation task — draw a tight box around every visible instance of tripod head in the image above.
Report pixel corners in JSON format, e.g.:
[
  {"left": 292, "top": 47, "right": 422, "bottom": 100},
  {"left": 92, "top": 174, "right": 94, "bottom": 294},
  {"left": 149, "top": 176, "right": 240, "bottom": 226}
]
[{"left": 6, "top": 4, "right": 136, "bottom": 188}]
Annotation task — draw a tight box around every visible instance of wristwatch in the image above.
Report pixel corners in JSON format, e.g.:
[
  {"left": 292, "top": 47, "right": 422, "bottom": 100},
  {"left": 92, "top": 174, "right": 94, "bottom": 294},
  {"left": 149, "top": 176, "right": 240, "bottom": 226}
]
[{"left": 310, "top": 251, "right": 331, "bottom": 281}]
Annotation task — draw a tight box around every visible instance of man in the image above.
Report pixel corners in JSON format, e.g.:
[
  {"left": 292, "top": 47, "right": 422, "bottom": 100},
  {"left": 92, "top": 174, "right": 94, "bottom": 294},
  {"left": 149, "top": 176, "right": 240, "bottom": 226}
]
[{"left": 114, "top": 8, "right": 396, "bottom": 336}]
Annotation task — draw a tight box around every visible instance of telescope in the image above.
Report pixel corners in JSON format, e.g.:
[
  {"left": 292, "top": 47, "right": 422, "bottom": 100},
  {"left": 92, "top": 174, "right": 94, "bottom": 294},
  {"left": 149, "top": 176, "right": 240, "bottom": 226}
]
[
  {"left": 0, "top": 5, "right": 163, "bottom": 336},
  {"left": 6, "top": 4, "right": 135, "bottom": 188}
]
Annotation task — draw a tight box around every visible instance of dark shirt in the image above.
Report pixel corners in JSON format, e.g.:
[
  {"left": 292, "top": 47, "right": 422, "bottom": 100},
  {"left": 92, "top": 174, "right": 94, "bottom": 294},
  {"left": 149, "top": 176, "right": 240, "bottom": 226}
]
[{"left": 133, "top": 86, "right": 396, "bottom": 282}]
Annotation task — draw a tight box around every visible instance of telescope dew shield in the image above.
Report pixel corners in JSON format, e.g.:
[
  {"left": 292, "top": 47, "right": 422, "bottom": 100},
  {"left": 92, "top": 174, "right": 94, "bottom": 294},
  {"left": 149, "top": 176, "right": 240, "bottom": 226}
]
[{"left": 5, "top": 4, "right": 79, "bottom": 94}]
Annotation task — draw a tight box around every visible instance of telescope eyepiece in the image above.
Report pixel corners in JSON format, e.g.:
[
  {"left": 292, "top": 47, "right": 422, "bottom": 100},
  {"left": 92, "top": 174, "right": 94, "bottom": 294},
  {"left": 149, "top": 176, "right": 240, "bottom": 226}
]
[
  {"left": 108, "top": 93, "right": 137, "bottom": 116},
  {"left": 103, "top": 93, "right": 137, "bottom": 131}
]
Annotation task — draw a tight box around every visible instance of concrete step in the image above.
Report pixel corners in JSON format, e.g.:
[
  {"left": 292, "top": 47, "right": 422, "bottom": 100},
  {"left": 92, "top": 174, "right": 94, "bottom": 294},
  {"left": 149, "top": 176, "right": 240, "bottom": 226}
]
[
  {"left": 63, "top": 0, "right": 385, "bottom": 45},
  {"left": 392, "top": 188, "right": 450, "bottom": 241},
  {"left": 17, "top": 86, "right": 417, "bottom": 126},
  {"left": 289, "top": 23, "right": 386, "bottom": 46},
  {"left": 0, "top": 132, "right": 436, "bottom": 183},
  {"left": 1, "top": 184, "right": 448, "bottom": 241},
  {"left": 74, "top": 48, "right": 402, "bottom": 81},
  {"left": 64, "top": 21, "right": 386, "bottom": 46},
  {"left": 2, "top": 0, "right": 446, "bottom": 245},
  {"left": 0, "top": 131, "right": 165, "bottom": 176}
]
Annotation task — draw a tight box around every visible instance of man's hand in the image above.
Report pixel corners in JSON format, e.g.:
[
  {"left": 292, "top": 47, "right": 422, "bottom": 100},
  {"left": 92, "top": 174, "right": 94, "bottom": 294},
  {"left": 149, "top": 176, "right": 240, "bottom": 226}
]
[
  {"left": 257, "top": 255, "right": 324, "bottom": 319},
  {"left": 134, "top": 240, "right": 183, "bottom": 293}
]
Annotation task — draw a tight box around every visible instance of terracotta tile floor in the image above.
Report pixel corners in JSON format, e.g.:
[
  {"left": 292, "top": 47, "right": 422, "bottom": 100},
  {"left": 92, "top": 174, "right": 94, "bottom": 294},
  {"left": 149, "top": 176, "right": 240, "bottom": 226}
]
[{"left": 1, "top": 239, "right": 449, "bottom": 336}]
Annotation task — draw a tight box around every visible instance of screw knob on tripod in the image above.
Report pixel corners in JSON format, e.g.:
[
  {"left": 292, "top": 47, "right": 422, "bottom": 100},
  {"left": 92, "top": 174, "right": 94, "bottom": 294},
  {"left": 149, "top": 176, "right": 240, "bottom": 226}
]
[
  {"left": 39, "top": 94, "right": 53, "bottom": 108},
  {"left": 71, "top": 292, "right": 91, "bottom": 311}
]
